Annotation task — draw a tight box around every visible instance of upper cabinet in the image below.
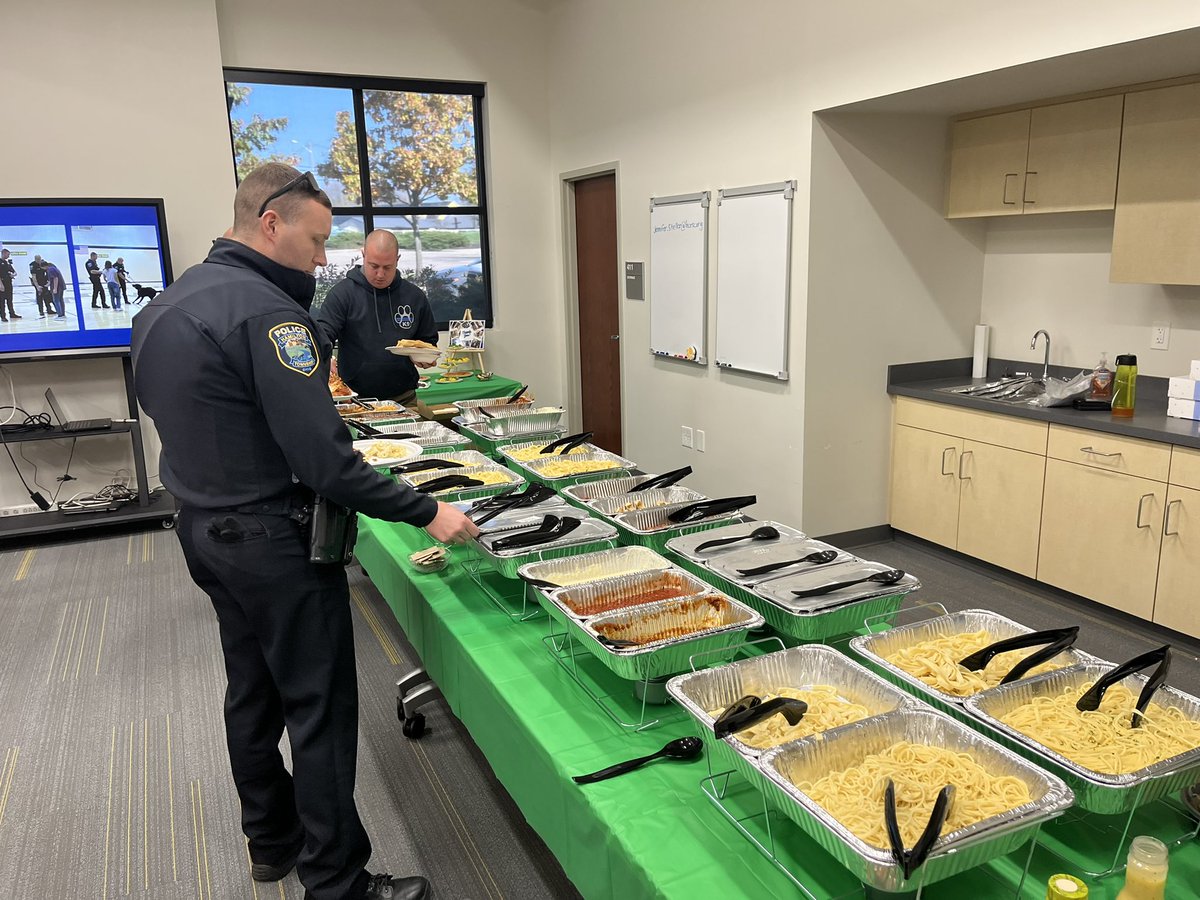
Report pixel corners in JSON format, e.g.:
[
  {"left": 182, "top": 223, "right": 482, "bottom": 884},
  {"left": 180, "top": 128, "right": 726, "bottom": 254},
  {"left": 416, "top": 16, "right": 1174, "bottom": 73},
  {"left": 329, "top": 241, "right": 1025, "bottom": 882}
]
[
  {"left": 947, "top": 96, "right": 1123, "bottom": 219},
  {"left": 1110, "top": 82, "right": 1200, "bottom": 285}
]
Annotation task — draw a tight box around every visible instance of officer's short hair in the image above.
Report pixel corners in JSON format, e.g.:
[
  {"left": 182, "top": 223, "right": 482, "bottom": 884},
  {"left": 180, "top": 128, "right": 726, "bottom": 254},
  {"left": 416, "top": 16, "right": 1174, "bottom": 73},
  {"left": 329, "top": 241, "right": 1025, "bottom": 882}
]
[{"left": 233, "top": 163, "right": 331, "bottom": 232}]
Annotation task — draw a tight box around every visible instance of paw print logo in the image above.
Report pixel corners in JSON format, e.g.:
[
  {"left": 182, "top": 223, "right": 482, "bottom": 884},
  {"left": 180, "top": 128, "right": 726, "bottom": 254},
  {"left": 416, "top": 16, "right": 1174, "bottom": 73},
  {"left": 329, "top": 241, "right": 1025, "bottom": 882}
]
[{"left": 395, "top": 305, "right": 415, "bottom": 329}]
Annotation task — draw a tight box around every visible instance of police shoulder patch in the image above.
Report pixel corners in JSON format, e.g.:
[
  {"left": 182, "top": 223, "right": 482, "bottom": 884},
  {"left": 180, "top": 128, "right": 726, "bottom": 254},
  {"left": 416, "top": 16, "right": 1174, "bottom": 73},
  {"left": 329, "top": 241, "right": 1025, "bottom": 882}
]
[{"left": 268, "top": 322, "right": 320, "bottom": 377}]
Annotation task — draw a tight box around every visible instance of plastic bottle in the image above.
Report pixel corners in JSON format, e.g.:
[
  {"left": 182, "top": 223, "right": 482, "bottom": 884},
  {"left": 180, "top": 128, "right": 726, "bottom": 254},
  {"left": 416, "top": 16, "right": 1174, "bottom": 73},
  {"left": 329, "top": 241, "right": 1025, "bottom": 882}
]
[
  {"left": 1046, "top": 873, "right": 1088, "bottom": 899},
  {"left": 1090, "top": 352, "right": 1113, "bottom": 402},
  {"left": 1115, "top": 835, "right": 1169, "bottom": 900},
  {"left": 1112, "top": 354, "right": 1138, "bottom": 418}
]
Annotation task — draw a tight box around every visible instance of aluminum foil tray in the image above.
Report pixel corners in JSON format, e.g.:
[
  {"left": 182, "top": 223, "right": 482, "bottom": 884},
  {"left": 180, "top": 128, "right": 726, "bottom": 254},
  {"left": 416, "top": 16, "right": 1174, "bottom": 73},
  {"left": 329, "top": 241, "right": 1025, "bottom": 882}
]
[
  {"left": 395, "top": 449, "right": 492, "bottom": 473},
  {"left": 472, "top": 516, "right": 619, "bottom": 579},
  {"left": 759, "top": 708, "right": 1074, "bottom": 892},
  {"left": 667, "top": 645, "right": 915, "bottom": 792},
  {"left": 665, "top": 520, "right": 808, "bottom": 564},
  {"left": 707, "top": 538, "right": 854, "bottom": 587},
  {"left": 589, "top": 487, "right": 706, "bottom": 517},
  {"left": 452, "top": 496, "right": 574, "bottom": 535},
  {"left": 754, "top": 560, "right": 921, "bottom": 612},
  {"left": 345, "top": 416, "right": 419, "bottom": 439},
  {"left": 454, "top": 417, "right": 565, "bottom": 457},
  {"left": 965, "top": 663, "right": 1200, "bottom": 814},
  {"left": 480, "top": 407, "right": 566, "bottom": 436},
  {"left": 849, "top": 609, "right": 1103, "bottom": 722},
  {"left": 561, "top": 474, "right": 659, "bottom": 505},
  {"left": 454, "top": 396, "right": 536, "bottom": 424},
  {"left": 404, "top": 464, "right": 524, "bottom": 503},
  {"left": 547, "top": 568, "right": 712, "bottom": 625},
  {"left": 497, "top": 438, "right": 602, "bottom": 465},
  {"left": 578, "top": 594, "right": 765, "bottom": 681},
  {"left": 517, "top": 545, "right": 673, "bottom": 589},
  {"left": 518, "top": 450, "right": 636, "bottom": 486}
]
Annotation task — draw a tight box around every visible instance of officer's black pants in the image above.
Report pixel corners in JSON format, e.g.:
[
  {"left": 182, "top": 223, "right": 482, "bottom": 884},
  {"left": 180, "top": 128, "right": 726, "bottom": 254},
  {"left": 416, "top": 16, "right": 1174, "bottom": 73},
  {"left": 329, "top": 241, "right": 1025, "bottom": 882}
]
[
  {"left": 177, "top": 507, "right": 371, "bottom": 900},
  {"left": 91, "top": 278, "right": 106, "bottom": 306}
]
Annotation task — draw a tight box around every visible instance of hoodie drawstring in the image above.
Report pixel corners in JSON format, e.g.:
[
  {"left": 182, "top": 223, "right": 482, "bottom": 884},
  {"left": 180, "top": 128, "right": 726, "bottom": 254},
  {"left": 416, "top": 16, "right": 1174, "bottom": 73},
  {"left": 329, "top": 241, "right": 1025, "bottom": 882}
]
[{"left": 372, "top": 283, "right": 395, "bottom": 334}]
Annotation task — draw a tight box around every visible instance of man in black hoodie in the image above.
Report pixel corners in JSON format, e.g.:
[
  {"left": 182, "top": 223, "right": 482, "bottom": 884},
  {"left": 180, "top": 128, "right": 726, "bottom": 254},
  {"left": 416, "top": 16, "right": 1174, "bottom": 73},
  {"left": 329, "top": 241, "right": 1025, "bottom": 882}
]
[{"left": 314, "top": 230, "right": 438, "bottom": 403}]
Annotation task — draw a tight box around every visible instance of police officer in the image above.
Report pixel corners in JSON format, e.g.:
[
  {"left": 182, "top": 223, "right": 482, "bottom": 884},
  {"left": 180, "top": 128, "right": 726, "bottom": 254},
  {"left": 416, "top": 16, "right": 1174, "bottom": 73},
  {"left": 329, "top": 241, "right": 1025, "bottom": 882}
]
[
  {"left": 0, "top": 249, "right": 19, "bottom": 321},
  {"left": 85, "top": 250, "right": 107, "bottom": 308},
  {"left": 132, "top": 163, "right": 475, "bottom": 900}
]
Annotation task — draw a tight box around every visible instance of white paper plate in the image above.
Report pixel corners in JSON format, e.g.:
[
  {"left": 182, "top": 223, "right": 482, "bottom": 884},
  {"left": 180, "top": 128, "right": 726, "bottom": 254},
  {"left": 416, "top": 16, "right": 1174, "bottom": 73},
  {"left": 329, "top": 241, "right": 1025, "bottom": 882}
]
[
  {"left": 386, "top": 346, "right": 442, "bottom": 364},
  {"left": 352, "top": 439, "right": 423, "bottom": 467}
]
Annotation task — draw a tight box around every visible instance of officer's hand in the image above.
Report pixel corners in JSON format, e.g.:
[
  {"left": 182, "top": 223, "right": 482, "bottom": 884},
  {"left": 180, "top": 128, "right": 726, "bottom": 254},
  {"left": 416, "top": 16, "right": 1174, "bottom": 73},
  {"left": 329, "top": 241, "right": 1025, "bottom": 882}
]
[
  {"left": 425, "top": 501, "right": 480, "bottom": 545},
  {"left": 414, "top": 360, "right": 437, "bottom": 369}
]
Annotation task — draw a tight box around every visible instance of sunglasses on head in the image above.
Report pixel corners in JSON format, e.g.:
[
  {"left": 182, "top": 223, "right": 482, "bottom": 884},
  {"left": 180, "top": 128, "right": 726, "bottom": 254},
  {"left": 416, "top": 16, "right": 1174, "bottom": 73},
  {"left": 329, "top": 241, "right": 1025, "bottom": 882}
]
[{"left": 258, "top": 171, "right": 321, "bottom": 218}]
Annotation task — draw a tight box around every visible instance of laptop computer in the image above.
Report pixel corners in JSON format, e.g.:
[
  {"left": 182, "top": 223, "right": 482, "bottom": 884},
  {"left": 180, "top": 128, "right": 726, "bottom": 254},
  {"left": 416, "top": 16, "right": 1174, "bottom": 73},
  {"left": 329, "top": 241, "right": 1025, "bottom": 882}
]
[{"left": 45, "top": 388, "right": 113, "bottom": 432}]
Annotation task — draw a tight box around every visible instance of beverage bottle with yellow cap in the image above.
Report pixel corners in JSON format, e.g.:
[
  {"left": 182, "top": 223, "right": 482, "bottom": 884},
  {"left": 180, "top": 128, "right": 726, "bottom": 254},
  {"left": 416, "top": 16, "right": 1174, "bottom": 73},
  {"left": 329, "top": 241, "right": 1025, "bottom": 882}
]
[
  {"left": 1046, "top": 873, "right": 1087, "bottom": 899},
  {"left": 1115, "top": 835, "right": 1169, "bottom": 900}
]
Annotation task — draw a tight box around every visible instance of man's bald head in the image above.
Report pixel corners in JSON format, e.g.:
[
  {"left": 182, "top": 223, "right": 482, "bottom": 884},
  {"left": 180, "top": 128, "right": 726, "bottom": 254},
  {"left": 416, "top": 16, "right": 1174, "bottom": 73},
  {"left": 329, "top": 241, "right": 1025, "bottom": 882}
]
[{"left": 361, "top": 230, "right": 400, "bottom": 289}]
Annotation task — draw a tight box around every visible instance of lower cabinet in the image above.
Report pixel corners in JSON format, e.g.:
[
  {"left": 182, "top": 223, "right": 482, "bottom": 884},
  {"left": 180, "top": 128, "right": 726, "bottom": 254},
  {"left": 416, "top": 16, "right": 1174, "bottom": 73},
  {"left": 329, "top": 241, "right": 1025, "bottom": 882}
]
[
  {"left": 1037, "top": 458, "right": 1164, "bottom": 620},
  {"left": 957, "top": 440, "right": 1045, "bottom": 579},
  {"left": 890, "top": 425, "right": 961, "bottom": 549},
  {"left": 1154, "top": 484, "right": 1200, "bottom": 637}
]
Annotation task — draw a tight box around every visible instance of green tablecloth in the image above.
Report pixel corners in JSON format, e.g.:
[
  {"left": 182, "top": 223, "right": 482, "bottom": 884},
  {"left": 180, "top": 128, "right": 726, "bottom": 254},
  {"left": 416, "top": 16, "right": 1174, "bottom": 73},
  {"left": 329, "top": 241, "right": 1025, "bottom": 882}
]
[
  {"left": 355, "top": 519, "right": 1200, "bottom": 900},
  {"left": 415, "top": 373, "right": 523, "bottom": 406}
]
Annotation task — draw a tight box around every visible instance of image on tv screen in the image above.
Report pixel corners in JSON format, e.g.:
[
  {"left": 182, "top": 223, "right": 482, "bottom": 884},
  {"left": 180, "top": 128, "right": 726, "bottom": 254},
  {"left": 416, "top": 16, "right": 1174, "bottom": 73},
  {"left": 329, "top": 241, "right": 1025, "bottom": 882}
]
[{"left": 0, "top": 200, "right": 171, "bottom": 358}]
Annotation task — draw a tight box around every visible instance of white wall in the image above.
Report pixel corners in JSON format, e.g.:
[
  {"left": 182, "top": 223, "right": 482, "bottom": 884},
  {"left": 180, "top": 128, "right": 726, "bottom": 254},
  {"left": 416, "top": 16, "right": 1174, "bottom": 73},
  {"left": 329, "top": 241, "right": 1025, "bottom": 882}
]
[
  {"left": 0, "top": 0, "right": 233, "bottom": 510},
  {"left": 980, "top": 213, "right": 1200, "bottom": 377}
]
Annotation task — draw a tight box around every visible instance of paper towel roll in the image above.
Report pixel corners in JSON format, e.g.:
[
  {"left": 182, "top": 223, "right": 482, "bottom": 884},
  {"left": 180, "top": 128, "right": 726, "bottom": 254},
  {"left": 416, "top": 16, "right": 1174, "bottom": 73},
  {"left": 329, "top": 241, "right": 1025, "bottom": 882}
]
[{"left": 972, "top": 325, "right": 989, "bottom": 379}]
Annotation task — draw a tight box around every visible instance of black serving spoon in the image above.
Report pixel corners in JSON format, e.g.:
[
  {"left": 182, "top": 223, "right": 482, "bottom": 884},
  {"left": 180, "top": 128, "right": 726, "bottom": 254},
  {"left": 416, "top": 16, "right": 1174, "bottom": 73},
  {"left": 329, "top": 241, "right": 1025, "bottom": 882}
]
[
  {"left": 737, "top": 549, "right": 838, "bottom": 578},
  {"left": 1076, "top": 645, "right": 1171, "bottom": 728},
  {"left": 572, "top": 736, "right": 703, "bottom": 785},
  {"left": 694, "top": 524, "right": 780, "bottom": 553},
  {"left": 791, "top": 568, "right": 905, "bottom": 598}
]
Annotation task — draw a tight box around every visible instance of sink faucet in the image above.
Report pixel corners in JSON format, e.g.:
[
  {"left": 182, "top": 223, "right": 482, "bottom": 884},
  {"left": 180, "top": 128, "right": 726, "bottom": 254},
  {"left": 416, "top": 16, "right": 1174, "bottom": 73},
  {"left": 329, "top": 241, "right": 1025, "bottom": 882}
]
[{"left": 1030, "top": 330, "right": 1050, "bottom": 381}]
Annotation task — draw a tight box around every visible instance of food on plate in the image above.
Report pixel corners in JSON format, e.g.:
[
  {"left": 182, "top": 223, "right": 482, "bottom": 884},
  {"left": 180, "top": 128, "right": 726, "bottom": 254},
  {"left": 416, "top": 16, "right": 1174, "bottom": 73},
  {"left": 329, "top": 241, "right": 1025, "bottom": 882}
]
[
  {"left": 436, "top": 376, "right": 463, "bottom": 384},
  {"left": 356, "top": 440, "right": 420, "bottom": 465},
  {"left": 999, "top": 681, "right": 1200, "bottom": 774},
  {"left": 707, "top": 686, "right": 871, "bottom": 750},
  {"left": 396, "top": 339, "right": 437, "bottom": 349},
  {"left": 506, "top": 442, "right": 588, "bottom": 462},
  {"left": 536, "top": 458, "right": 620, "bottom": 478},
  {"left": 592, "top": 595, "right": 727, "bottom": 646},
  {"left": 797, "top": 742, "right": 1033, "bottom": 849},
  {"left": 328, "top": 371, "right": 354, "bottom": 397},
  {"left": 884, "top": 630, "right": 1070, "bottom": 698},
  {"left": 424, "top": 469, "right": 512, "bottom": 493}
]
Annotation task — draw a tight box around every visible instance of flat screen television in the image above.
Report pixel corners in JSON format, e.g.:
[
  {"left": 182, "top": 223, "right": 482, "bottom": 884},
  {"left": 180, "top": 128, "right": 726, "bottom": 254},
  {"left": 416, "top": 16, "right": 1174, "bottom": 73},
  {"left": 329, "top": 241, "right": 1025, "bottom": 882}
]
[{"left": 0, "top": 199, "right": 173, "bottom": 361}]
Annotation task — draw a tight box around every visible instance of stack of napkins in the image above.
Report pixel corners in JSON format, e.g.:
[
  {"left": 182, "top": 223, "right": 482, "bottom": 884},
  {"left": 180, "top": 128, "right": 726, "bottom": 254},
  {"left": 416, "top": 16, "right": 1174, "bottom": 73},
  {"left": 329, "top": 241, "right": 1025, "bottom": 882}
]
[{"left": 1167, "top": 361, "right": 1200, "bottom": 421}]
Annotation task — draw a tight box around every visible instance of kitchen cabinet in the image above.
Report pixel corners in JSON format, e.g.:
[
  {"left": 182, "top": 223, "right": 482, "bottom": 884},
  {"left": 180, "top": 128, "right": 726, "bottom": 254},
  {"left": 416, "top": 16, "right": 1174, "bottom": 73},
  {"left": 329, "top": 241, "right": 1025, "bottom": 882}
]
[
  {"left": 1111, "top": 82, "right": 1200, "bottom": 285},
  {"left": 946, "top": 96, "right": 1123, "bottom": 219},
  {"left": 890, "top": 424, "right": 962, "bottom": 548},
  {"left": 1154, "top": 484, "right": 1200, "bottom": 638},
  {"left": 956, "top": 440, "right": 1045, "bottom": 578}
]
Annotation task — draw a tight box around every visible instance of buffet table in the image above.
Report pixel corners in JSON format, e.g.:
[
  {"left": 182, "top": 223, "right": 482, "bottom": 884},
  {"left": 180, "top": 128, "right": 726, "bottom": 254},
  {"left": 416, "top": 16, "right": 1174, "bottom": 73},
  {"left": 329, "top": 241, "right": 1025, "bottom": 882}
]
[
  {"left": 356, "top": 519, "right": 1200, "bottom": 899},
  {"left": 415, "top": 372, "right": 523, "bottom": 407}
]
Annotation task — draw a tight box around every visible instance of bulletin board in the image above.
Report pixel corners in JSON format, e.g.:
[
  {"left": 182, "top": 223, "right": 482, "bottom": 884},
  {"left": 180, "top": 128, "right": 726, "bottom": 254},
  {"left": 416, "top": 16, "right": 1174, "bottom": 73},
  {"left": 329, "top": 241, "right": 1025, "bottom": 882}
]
[
  {"left": 714, "top": 181, "right": 795, "bottom": 380},
  {"left": 649, "top": 191, "right": 709, "bottom": 364}
]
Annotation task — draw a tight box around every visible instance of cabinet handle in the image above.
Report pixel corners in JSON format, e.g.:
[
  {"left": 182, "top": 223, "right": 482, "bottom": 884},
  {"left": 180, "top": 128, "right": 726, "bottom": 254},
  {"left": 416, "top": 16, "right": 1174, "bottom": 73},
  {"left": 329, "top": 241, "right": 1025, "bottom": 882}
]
[
  {"left": 1002, "top": 173, "right": 1019, "bottom": 205},
  {"left": 1022, "top": 171, "right": 1037, "bottom": 204},
  {"left": 1080, "top": 446, "right": 1122, "bottom": 458},
  {"left": 940, "top": 447, "right": 955, "bottom": 476},
  {"left": 1165, "top": 499, "right": 1182, "bottom": 536},
  {"left": 958, "top": 449, "right": 973, "bottom": 481},
  {"left": 1136, "top": 493, "right": 1154, "bottom": 529}
]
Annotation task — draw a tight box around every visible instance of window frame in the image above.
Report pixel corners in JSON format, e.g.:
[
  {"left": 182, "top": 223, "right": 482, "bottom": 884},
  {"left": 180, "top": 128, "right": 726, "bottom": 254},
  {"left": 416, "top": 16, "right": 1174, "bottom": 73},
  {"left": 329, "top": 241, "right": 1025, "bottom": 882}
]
[{"left": 223, "top": 67, "right": 493, "bottom": 329}]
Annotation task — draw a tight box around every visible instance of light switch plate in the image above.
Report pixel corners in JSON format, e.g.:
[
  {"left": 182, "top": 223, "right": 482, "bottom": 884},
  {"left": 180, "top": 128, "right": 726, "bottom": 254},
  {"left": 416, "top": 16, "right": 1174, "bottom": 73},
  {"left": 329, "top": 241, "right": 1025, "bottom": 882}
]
[
  {"left": 681, "top": 425, "right": 693, "bottom": 448},
  {"left": 695, "top": 429, "right": 706, "bottom": 452}
]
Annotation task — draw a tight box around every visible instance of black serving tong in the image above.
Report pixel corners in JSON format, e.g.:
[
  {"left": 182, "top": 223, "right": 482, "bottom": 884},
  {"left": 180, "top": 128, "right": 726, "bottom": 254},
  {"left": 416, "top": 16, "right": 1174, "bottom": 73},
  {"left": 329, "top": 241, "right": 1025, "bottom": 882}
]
[
  {"left": 736, "top": 549, "right": 839, "bottom": 578},
  {"left": 667, "top": 495, "right": 757, "bottom": 525},
  {"left": 885, "top": 780, "right": 955, "bottom": 881},
  {"left": 414, "top": 473, "right": 485, "bottom": 495},
  {"left": 957, "top": 626, "right": 1080, "bottom": 686},
  {"left": 1076, "top": 645, "right": 1172, "bottom": 728},
  {"left": 390, "top": 458, "right": 465, "bottom": 475},
  {"left": 346, "top": 418, "right": 384, "bottom": 437},
  {"left": 712, "top": 695, "right": 808, "bottom": 740},
  {"left": 791, "top": 568, "right": 905, "bottom": 598},
  {"left": 470, "top": 483, "right": 557, "bottom": 527},
  {"left": 627, "top": 466, "right": 693, "bottom": 493},
  {"left": 489, "top": 515, "right": 582, "bottom": 552},
  {"left": 540, "top": 431, "right": 593, "bottom": 455},
  {"left": 506, "top": 384, "right": 529, "bottom": 404}
]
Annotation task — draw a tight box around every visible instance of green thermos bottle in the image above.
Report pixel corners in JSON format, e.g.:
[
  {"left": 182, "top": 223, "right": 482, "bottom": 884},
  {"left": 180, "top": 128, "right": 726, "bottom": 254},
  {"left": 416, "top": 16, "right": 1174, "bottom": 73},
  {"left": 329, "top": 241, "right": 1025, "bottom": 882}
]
[{"left": 1112, "top": 354, "right": 1137, "bottom": 418}]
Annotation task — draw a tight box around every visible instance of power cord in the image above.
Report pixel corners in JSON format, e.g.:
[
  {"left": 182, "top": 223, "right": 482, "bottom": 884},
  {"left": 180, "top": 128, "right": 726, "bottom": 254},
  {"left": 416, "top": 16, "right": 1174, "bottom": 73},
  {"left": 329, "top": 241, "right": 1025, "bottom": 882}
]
[
  {"left": 58, "top": 482, "right": 138, "bottom": 511},
  {"left": 0, "top": 405, "right": 52, "bottom": 510}
]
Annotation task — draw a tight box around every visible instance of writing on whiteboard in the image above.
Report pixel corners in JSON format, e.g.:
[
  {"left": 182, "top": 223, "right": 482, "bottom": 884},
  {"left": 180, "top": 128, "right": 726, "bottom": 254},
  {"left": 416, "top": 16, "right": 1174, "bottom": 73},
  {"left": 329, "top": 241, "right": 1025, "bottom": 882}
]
[{"left": 652, "top": 219, "right": 704, "bottom": 234}]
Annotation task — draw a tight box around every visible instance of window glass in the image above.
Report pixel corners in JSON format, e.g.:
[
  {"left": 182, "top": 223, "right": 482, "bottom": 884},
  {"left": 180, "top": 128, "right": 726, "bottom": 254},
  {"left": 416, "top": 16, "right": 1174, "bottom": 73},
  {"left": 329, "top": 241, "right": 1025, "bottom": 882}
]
[
  {"left": 373, "top": 214, "right": 484, "bottom": 324},
  {"left": 313, "top": 216, "right": 365, "bottom": 311}
]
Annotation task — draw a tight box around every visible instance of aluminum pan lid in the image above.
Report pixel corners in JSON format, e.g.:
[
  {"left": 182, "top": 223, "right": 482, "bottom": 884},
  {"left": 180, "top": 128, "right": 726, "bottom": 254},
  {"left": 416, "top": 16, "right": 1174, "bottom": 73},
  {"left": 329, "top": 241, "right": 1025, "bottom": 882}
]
[
  {"left": 706, "top": 538, "right": 853, "bottom": 586},
  {"left": 665, "top": 520, "right": 807, "bottom": 563},
  {"left": 476, "top": 515, "right": 618, "bottom": 559},
  {"left": 753, "top": 559, "right": 920, "bottom": 614}
]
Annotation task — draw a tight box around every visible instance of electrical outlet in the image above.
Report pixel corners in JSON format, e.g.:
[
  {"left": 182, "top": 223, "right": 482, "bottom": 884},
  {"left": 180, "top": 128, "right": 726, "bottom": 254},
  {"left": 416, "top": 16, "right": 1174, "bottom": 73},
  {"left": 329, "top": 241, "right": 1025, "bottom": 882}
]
[
  {"left": 0, "top": 504, "right": 41, "bottom": 517},
  {"left": 681, "top": 426, "right": 693, "bottom": 449},
  {"left": 695, "top": 429, "right": 706, "bottom": 452},
  {"left": 1152, "top": 322, "right": 1171, "bottom": 351}
]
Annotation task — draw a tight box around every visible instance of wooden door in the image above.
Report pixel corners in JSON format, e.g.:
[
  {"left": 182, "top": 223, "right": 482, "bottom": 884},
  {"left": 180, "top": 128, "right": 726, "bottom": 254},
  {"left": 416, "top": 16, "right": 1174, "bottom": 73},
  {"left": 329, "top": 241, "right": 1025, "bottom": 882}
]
[
  {"left": 1111, "top": 82, "right": 1200, "bottom": 284},
  {"left": 573, "top": 174, "right": 622, "bottom": 453},
  {"left": 890, "top": 425, "right": 962, "bottom": 548},
  {"left": 1154, "top": 484, "right": 1200, "bottom": 639},
  {"left": 1024, "top": 95, "right": 1123, "bottom": 214},
  {"left": 946, "top": 110, "right": 1031, "bottom": 218},
  {"left": 956, "top": 440, "right": 1045, "bottom": 578},
  {"left": 1038, "top": 459, "right": 1164, "bottom": 619}
]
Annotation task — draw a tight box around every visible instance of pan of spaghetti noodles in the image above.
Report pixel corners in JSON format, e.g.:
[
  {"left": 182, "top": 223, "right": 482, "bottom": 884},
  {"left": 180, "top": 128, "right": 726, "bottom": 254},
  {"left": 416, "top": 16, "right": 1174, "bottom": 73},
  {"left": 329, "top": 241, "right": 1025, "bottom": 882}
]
[
  {"left": 965, "top": 662, "right": 1200, "bottom": 814},
  {"left": 666, "top": 645, "right": 915, "bottom": 792},
  {"left": 759, "top": 707, "right": 1073, "bottom": 891},
  {"left": 849, "top": 609, "right": 1102, "bottom": 721}
]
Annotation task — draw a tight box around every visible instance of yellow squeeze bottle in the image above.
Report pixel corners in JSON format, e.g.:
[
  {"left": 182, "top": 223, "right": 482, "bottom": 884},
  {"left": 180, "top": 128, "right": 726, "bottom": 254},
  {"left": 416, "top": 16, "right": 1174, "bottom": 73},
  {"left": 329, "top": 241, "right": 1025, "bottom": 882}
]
[{"left": 1115, "top": 835, "right": 1168, "bottom": 900}]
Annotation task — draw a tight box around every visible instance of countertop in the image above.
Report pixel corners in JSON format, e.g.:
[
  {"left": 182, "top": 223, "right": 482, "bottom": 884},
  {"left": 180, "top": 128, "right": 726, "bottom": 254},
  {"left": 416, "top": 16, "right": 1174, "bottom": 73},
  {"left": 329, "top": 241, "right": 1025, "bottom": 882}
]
[{"left": 888, "top": 357, "right": 1200, "bottom": 451}]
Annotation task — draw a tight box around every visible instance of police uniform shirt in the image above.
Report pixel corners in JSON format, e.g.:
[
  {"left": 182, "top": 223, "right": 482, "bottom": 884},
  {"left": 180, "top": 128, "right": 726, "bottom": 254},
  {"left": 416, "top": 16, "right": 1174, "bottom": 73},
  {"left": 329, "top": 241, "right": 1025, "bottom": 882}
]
[
  {"left": 0, "top": 257, "right": 14, "bottom": 283},
  {"left": 85, "top": 258, "right": 101, "bottom": 282}
]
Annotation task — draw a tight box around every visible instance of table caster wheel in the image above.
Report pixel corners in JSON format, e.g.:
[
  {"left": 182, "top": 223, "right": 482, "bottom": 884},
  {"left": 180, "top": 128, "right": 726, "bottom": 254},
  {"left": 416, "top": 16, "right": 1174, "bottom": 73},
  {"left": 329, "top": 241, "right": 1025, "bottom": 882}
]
[{"left": 402, "top": 713, "right": 426, "bottom": 739}]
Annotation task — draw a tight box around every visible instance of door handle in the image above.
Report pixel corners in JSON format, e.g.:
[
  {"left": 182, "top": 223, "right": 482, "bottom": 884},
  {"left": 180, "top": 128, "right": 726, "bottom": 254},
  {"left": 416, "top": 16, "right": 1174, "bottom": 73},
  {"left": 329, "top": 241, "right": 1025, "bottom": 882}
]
[
  {"left": 941, "top": 447, "right": 955, "bottom": 476},
  {"left": 610, "top": 334, "right": 620, "bottom": 341},
  {"left": 1080, "top": 446, "right": 1122, "bottom": 458},
  {"left": 1165, "top": 499, "right": 1182, "bottom": 536},
  {"left": 1022, "top": 171, "right": 1037, "bottom": 205},
  {"left": 958, "top": 450, "right": 973, "bottom": 481},
  {"left": 1002, "top": 173, "right": 1020, "bottom": 206},
  {"left": 1136, "top": 493, "right": 1154, "bottom": 530}
]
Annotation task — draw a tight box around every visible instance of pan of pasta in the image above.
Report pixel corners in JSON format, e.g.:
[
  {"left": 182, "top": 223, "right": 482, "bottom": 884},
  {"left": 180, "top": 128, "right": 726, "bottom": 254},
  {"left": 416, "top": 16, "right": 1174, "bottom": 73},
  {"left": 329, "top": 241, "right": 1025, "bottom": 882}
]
[
  {"left": 850, "top": 609, "right": 1102, "bottom": 722},
  {"left": 666, "top": 645, "right": 914, "bottom": 792},
  {"left": 965, "top": 662, "right": 1200, "bottom": 814},
  {"left": 759, "top": 707, "right": 1074, "bottom": 891}
]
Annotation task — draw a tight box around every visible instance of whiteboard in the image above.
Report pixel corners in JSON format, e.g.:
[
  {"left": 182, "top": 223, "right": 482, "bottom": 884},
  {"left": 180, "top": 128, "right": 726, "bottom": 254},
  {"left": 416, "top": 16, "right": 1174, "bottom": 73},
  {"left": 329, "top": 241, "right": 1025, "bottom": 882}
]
[
  {"left": 649, "top": 192, "right": 709, "bottom": 364},
  {"left": 714, "top": 182, "right": 795, "bottom": 380}
]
